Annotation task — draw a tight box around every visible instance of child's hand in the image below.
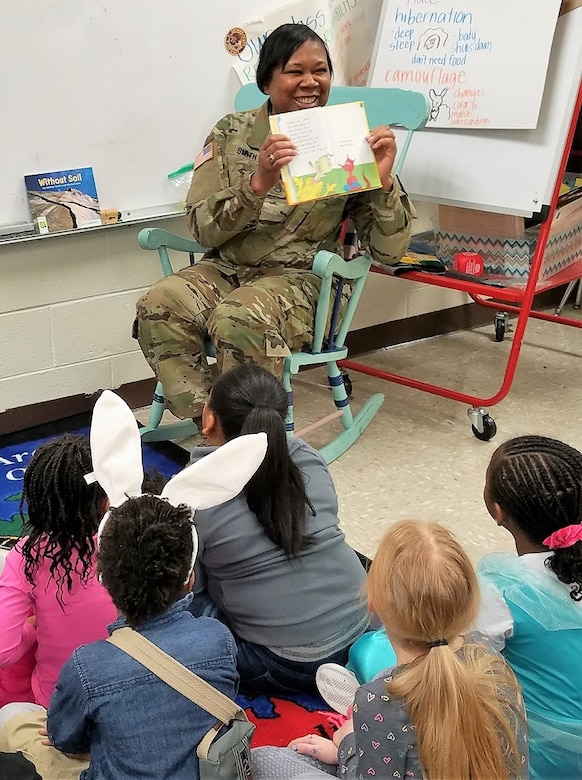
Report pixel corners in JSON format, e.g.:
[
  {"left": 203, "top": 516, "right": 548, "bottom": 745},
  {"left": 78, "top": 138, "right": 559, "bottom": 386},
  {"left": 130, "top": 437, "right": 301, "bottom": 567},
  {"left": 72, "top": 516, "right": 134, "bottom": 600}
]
[
  {"left": 288, "top": 733, "right": 339, "bottom": 765},
  {"left": 38, "top": 725, "right": 51, "bottom": 747}
]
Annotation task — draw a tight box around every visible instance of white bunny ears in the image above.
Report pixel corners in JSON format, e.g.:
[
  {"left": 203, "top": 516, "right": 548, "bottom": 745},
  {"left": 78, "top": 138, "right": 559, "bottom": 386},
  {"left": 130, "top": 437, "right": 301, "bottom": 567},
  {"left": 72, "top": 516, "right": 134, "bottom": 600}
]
[{"left": 90, "top": 390, "right": 268, "bottom": 582}]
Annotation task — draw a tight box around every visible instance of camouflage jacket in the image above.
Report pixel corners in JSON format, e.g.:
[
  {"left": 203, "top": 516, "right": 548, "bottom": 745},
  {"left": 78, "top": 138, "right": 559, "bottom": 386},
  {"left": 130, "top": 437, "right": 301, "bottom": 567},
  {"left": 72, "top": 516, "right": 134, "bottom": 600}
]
[{"left": 186, "top": 103, "right": 415, "bottom": 271}]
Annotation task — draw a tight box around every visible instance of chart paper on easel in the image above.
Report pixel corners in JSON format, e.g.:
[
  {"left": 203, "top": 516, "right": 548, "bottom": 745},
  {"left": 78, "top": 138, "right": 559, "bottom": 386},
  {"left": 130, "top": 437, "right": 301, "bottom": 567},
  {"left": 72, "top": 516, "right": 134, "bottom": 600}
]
[{"left": 369, "top": 0, "right": 562, "bottom": 129}]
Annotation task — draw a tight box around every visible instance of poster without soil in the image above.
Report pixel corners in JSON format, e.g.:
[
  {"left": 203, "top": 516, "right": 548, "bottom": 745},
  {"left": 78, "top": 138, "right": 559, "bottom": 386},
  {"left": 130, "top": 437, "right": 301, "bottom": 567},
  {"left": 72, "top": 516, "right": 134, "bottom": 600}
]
[{"left": 24, "top": 167, "right": 102, "bottom": 233}]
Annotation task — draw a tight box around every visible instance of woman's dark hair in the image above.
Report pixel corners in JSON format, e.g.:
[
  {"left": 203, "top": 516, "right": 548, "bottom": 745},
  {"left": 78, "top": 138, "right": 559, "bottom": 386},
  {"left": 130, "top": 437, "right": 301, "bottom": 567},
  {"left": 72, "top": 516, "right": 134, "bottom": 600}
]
[
  {"left": 489, "top": 435, "right": 582, "bottom": 600},
  {"left": 19, "top": 434, "right": 106, "bottom": 603},
  {"left": 98, "top": 496, "right": 193, "bottom": 628},
  {"left": 256, "top": 23, "right": 333, "bottom": 93},
  {"left": 208, "top": 363, "right": 314, "bottom": 556}
]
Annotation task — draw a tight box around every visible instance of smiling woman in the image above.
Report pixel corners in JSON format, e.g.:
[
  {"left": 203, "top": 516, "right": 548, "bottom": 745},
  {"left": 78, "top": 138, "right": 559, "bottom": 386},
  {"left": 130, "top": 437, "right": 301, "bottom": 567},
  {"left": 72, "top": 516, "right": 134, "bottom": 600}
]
[
  {"left": 134, "top": 22, "right": 415, "bottom": 424},
  {"left": 256, "top": 24, "right": 333, "bottom": 114}
]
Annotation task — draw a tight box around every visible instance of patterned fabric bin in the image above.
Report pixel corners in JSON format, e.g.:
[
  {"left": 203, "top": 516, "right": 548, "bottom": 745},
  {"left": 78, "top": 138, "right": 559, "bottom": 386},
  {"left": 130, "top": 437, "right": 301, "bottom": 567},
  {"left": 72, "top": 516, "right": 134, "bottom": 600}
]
[{"left": 436, "top": 197, "right": 582, "bottom": 285}]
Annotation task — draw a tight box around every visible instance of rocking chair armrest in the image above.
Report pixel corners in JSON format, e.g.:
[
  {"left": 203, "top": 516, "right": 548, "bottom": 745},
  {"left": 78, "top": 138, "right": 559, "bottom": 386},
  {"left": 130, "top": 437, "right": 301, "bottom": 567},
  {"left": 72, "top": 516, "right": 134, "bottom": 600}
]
[
  {"left": 137, "top": 227, "right": 206, "bottom": 255},
  {"left": 311, "top": 250, "right": 373, "bottom": 281}
]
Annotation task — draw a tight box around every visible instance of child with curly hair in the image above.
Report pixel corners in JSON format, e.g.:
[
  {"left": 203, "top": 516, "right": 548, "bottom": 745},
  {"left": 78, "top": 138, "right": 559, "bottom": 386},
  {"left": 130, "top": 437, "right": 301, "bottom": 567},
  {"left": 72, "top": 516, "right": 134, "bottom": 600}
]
[{"left": 0, "top": 434, "right": 116, "bottom": 708}]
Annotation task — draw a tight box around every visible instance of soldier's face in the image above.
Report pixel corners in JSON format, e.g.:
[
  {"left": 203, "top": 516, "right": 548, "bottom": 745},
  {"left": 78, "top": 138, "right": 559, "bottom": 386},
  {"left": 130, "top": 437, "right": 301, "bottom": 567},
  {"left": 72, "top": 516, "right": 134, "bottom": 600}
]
[{"left": 265, "top": 40, "right": 331, "bottom": 114}]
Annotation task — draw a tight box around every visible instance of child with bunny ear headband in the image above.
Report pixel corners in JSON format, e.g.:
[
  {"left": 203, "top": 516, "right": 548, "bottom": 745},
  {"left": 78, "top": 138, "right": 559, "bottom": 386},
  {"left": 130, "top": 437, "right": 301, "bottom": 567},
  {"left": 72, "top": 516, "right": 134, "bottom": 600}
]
[
  {"left": 89, "top": 389, "right": 268, "bottom": 575},
  {"left": 6, "top": 390, "right": 268, "bottom": 780}
]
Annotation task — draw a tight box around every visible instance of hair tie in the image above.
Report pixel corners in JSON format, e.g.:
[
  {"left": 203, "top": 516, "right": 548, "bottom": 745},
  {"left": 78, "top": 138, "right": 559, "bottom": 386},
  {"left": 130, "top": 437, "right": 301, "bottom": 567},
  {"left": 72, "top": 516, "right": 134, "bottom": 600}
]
[
  {"left": 427, "top": 639, "right": 449, "bottom": 648},
  {"left": 543, "top": 524, "right": 582, "bottom": 550}
]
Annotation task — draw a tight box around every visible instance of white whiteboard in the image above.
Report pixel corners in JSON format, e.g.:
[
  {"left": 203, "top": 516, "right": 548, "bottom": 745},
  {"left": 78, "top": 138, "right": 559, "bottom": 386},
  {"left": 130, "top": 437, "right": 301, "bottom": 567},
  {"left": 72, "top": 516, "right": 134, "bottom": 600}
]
[
  {"left": 389, "top": 6, "right": 582, "bottom": 215},
  {"left": 2, "top": 0, "right": 273, "bottom": 227},
  {"left": 2, "top": 1, "right": 580, "bottom": 225},
  {"left": 1, "top": 0, "right": 370, "bottom": 228}
]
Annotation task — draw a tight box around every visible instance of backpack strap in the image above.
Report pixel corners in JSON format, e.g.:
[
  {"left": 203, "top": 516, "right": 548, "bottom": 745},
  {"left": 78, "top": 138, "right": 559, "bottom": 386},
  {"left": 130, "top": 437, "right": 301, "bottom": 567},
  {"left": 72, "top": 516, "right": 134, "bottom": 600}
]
[{"left": 107, "top": 626, "right": 243, "bottom": 725}]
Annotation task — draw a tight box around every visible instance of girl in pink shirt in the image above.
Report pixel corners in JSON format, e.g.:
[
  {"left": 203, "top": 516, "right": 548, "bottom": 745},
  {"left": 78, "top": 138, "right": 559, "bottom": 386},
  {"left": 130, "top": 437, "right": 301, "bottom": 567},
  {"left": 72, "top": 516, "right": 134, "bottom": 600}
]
[{"left": 0, "top": 434, "right": 117, "bottom": 708}]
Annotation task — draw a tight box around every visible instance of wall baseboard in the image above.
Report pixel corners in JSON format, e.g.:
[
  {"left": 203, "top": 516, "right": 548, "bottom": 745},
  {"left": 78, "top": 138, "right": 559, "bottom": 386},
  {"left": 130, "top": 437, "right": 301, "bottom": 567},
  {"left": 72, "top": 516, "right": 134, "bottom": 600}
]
[
  {"left": 0, "top": 287, "right": 565, "bottom": 436},
  {"left": 0, "top": 378, "right": 156, "bottom": 437}
]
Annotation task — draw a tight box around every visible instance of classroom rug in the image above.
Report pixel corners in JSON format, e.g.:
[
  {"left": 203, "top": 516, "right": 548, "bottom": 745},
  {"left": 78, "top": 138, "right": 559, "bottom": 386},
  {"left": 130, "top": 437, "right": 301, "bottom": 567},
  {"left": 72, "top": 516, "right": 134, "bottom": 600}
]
[
  {"left": 239, "top": 691, "right": 336, "bottom": 748},
  {"left": 0, "top": 424, "right": 189, "bottom": 535}
]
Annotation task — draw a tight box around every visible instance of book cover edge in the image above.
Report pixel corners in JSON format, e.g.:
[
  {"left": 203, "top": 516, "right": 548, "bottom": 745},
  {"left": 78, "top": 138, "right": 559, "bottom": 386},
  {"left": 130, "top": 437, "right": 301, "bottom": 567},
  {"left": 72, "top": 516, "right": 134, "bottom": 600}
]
[{"left": 268, "top": 114, "right": 299, "bottom": 205}]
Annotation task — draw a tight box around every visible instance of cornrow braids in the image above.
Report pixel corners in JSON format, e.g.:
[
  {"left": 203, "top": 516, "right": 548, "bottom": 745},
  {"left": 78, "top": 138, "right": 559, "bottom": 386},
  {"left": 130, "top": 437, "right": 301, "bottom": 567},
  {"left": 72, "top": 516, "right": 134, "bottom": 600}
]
[
  {"left": 98, "top": 496, "right": 194, "bottom": 628},
  {"left": 489, "top": 435, "right": 582, "bottom": 600},
  {"left": 19, "top": 433, "right": 106, "bottom": 604}
]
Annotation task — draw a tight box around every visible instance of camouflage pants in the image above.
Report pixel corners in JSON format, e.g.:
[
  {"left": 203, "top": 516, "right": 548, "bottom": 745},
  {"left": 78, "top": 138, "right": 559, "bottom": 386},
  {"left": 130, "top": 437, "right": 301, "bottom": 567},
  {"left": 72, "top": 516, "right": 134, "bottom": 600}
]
[{"left": 135, "top": 260, "right": 322, "bottom": 419}]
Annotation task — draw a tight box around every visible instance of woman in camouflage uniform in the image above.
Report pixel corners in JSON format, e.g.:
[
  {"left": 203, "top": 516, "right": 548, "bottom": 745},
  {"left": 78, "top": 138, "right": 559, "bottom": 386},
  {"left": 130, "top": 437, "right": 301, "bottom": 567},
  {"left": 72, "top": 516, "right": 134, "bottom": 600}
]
[{"left": 136, "top": 23, "right": 414, "bottom": 421}]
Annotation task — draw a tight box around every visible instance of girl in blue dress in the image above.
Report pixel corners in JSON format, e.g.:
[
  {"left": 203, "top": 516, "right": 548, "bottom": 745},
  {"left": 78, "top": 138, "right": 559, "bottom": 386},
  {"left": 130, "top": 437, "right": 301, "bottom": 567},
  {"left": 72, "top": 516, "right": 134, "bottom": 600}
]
[{"left": 475, "top": 434, "right": 582, "bottom": 780}]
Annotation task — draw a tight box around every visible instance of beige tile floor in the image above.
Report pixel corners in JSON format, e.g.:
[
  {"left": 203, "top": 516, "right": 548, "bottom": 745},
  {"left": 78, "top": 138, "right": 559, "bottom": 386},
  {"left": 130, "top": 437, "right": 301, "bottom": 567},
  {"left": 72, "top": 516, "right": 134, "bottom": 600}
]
[{"left": 136, "top": 301, "right": 582, "bottom": 566}]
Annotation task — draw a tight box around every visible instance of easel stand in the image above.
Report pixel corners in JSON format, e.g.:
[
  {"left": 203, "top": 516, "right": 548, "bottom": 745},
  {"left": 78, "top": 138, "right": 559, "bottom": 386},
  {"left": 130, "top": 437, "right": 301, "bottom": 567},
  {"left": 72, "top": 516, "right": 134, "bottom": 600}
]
[{"left": 341, "top": 80, "right": 582, "bottom": 441}]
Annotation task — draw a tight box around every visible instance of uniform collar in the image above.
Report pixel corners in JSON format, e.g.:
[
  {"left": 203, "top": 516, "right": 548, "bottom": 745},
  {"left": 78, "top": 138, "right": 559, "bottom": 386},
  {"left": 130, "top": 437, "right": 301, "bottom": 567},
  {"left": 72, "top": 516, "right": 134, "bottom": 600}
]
[{"left": 247, "top": 102, "right": 271, "bottom": 151}]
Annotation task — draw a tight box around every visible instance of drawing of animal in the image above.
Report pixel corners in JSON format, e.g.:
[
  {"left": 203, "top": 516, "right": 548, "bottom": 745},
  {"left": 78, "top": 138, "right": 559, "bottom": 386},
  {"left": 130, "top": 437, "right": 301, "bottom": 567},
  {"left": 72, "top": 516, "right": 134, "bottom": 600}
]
[
  {"left": 428, "top": 88, "right": 451, "bottom": 122},
  {"left": 310, "top": 154, "right": 334, "bottom": 182},
  {"left": 340, "top": 157, "right": 371, "bottom": 192},
  {"left": 293, "top": 176, "right": 337, "bottom": 201}
]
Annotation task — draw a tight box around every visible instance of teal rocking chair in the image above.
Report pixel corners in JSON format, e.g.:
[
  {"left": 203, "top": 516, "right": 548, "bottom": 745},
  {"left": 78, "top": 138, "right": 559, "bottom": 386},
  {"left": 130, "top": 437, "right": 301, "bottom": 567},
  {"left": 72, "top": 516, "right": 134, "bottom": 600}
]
[{"left": 137, "top": 85, "right": 429, "bottom": 462}]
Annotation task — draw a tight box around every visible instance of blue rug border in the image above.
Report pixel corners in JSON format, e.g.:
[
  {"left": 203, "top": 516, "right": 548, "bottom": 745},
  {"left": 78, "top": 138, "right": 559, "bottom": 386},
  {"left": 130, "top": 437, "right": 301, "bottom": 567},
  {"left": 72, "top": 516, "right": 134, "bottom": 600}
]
[{"left": 0, "top": 412, "right": 190, "bottom": 530}]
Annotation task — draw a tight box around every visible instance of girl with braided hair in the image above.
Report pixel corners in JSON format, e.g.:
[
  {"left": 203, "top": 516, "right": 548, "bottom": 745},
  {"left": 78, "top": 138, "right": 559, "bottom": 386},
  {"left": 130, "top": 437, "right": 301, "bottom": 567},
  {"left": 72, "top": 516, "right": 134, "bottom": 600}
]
[
  {"left": 475, "top": 434, "right": 582, "bottom": 779},
  {"left": 0, "top": 434, "right": 116, "bottom": 708}
]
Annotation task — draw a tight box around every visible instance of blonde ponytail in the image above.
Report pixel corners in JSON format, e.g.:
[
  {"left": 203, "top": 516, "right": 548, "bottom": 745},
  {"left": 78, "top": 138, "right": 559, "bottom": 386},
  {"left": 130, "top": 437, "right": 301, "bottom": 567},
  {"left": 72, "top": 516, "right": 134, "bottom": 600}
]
[
  {"left": 388, "top": 643, "right": 522, "bottom": 779},
  {"left": 367, "top": 521, "right": 524, "bottom": 780}
]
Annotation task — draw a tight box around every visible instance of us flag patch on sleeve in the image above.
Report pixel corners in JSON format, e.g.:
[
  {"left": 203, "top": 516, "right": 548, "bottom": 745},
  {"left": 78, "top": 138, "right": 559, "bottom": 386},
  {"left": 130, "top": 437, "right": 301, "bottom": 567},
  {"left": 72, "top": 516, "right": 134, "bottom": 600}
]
[{"left": 194, "top": 143, "right": 214, "bottom": 170}]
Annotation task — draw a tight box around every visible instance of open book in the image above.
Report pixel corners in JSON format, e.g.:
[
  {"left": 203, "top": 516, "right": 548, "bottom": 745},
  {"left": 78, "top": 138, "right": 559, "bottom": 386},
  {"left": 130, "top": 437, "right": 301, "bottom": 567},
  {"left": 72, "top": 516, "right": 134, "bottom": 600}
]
[{"left": 269, "top": 102, "right": 382, "bottom": 205}]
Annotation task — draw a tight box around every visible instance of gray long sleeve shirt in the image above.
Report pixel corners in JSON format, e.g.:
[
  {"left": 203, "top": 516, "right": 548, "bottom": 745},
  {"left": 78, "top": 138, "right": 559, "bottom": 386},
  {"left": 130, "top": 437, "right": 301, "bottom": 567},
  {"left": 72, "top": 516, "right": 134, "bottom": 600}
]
[{"left": 190, "top": 437, "right": 369, "bottom": 659}]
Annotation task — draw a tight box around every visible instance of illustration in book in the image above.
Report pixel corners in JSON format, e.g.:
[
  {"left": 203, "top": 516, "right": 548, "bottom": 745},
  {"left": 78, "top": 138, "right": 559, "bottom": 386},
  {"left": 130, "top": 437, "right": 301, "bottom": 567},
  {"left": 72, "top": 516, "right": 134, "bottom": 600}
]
[
  {"left": 269, "top": 102, "right": 382, "bottom": 205},
  {"left": 24, "top": 167, "right": 102, "bottom": 233}
]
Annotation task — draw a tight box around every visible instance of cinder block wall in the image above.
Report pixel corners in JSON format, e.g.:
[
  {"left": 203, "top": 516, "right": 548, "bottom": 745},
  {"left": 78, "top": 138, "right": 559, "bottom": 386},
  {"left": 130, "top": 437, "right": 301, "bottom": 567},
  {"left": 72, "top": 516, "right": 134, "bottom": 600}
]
[
  {"left": 0, "top": 216, "right": 189, "bottom": 413},
  {"left": 0, "top": 203, "right": 466, "bottom": 416}
]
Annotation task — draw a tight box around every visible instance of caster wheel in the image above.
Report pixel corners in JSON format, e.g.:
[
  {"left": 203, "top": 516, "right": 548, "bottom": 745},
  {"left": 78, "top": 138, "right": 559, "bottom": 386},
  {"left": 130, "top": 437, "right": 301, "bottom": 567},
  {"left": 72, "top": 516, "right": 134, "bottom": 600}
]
[
  {"left": 494, "top": 314, "right": 507, "bottom": 342},
  {"left": 472, "top": 414, "right": 497, "bottom": 441},
  {"left": 341, "top": 371, "right": 353, "bottom": 398}
]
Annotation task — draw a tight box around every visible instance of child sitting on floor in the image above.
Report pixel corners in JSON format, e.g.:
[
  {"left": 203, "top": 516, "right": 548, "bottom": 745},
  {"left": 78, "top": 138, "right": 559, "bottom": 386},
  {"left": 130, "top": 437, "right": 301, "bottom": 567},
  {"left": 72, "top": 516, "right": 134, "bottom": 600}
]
[
  {"left": 189, "top": 363, "right": 369, "bottom": 694},
  {"left": 0, "top": 434, "right": 117, "bottom": 709},
  {"left": 475, "top": 434, "right": 582, "bottom": 780},
  {"left": 251, "top": 520, "right": 529, "bottom": 780},
  {"left": 0, "top": 390, "right": 268, "bottom": 779}
]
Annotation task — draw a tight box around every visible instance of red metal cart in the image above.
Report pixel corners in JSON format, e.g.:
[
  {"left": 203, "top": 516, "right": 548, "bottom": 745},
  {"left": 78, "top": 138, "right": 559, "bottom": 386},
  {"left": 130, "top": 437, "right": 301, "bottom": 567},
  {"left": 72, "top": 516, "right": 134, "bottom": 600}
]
[{"left": 340, "top": 81, "right": 582, "bottom": 441}]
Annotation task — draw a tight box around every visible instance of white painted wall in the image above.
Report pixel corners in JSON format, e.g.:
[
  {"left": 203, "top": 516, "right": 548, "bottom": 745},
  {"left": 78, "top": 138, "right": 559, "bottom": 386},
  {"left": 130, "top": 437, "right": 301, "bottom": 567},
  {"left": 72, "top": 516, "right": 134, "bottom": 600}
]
[{"left": 0, "top": 203, "right": 467, "bottom": 415}]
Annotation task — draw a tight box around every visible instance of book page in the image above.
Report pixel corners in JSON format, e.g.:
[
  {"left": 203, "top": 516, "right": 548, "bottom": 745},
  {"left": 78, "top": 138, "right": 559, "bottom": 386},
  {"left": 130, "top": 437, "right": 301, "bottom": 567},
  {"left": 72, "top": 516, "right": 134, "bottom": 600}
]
[
  {"left": 271, "top": 102, "right": 381, "bottom": 204},
  {"left": 273, "top": 108, "right": 332, "bottom": 179},
  {"left": 324, "top": 102, "right": 381, "bottom": 191}
]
